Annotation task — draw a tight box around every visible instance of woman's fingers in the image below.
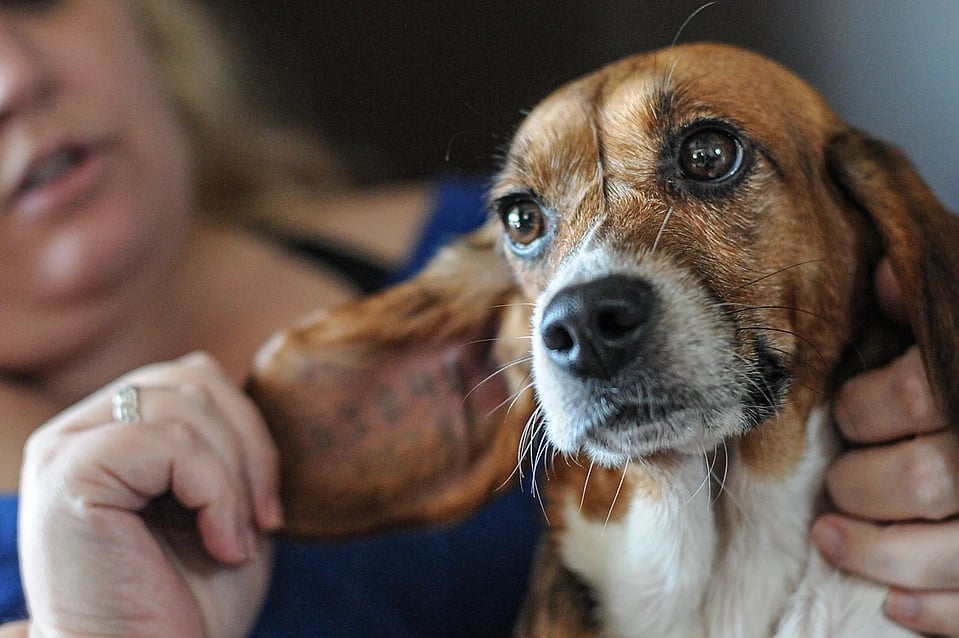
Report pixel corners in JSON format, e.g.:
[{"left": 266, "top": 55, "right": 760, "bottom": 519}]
[
  {"left": 812, "top": 515, "right": 959, "bottom": 636},
  {"left": 24, "top": 352, "right": 282, "bottom": 562},
  {"left": 112, "top": 353, "right": 282, "bottom": 532},
  {"left": 0, "top": 621, "right": 29, "bottom": 637},
  {"left": 834, "top": 346, "right": 947, "bottom": 444},
  {"left": 885, "top": 587, "right": 959, "bottom": 637},
  {"left": 826, "top": 430, "right": 959, "bottom": 521},
  {"left": 30, "top": 418, "right": 253, "bottom": 565},
  {"left": 822, "top": 257, "right": 959, "bottom": 636},
  {"left": 812, "top": 515, "right": 959, "bottom": 590},
  {"left": 133, "top": 353, "right": 284, "bottom": 532}
]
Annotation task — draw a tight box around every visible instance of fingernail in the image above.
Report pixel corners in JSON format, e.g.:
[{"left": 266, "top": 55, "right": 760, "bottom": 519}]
[
  {"left": 811, "top": 519, "right": 847, "bottom": 563},
  {"left": 885, "top": 590, "right": 921, "bottom": 621}
]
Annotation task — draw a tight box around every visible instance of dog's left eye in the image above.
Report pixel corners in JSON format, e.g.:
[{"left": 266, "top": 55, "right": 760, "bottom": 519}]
[
  {"left": 500, "top": 199, "right": 547, "bottom": 248},
  {"left": 678, "top": 127, "right": 744, "bottom": 183}
]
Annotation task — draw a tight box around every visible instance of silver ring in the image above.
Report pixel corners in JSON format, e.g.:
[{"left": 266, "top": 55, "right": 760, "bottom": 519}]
[{"left": 111, "top": 384, "right": 141, "bottom": 423}]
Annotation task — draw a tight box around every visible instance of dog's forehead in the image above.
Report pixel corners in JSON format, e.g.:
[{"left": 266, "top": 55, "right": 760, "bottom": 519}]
[{"left": 493, "top": 43, "right": 837, "bottom": 204}]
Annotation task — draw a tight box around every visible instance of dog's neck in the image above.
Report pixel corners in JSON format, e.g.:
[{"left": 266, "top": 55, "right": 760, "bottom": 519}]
[{"left": 552, "top": 403, "right": 836, "bottom": 638}]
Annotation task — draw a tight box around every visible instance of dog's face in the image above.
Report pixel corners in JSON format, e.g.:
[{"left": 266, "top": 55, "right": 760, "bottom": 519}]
[{"left": 489, "top": 43, "right": 871, "bottom": 467}]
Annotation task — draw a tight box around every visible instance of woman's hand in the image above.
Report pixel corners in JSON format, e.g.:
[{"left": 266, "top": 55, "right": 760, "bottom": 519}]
[
  {"left": 17, "top": 352, "right": 283, "bottom": 638},
  {"left": 813, "top": 259, "right": 959, "bottom": 636}
]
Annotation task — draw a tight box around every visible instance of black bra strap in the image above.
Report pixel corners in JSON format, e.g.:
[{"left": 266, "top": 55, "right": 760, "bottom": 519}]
[{"left": 256, "top": 226, "right": 392, "bottom": 294}]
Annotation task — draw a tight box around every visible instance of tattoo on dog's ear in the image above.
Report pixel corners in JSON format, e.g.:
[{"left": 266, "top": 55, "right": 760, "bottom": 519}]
[{"left": 248, "top": 223, "right": 535, "bottom": 539}]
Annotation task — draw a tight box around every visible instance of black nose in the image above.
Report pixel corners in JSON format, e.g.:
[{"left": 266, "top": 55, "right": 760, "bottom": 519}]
[{"left": 540, "top": 274, "right": 655, "bottom": 379}]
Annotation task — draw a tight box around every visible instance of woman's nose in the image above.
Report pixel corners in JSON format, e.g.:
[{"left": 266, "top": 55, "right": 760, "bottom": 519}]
[{"left": 0, "top": 23, "right": 49, "bottom": 121}]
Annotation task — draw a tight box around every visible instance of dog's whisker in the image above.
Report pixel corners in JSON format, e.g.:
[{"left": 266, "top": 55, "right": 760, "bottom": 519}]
[
  {"left": 524, "top": 437, "right": 552, "bottom": 525},
  {"left": 659, "top": 2, "right": 718, "bottom": 94},
  {"left": 459, "top": 335, "right": 533, "bottom": 348},
  {"left": 500, "top": 405, "right": 546, "bottom": 491},
  {"left": 683, "top": 446, "right": 715, "bottom": 508},
  {"left": 651, "top": 206, "right": 674, "bottom": 254},
  {"left": 529, "top": 436, "right": 556, "bottom": 525},
  {"left": 518, "top": 404, "right": 544, "bottom": 461},
  {"left": 725, "top": 301, "right": 875, "bottom": 377},
  {"left": 723, "top": 303, "right": 827, "bottom": 322},
  {"left": 580, "top": 212, "right": 608, "bottom": 254},
  {"left": 504, "top": 378, "right": 536, "bottom": 415},
  {"left": 704, "top": 447, "right": 714, "bottom": 506},
  {"left": 579, "top": 460, "right": 595, "bottom": 513},
  {"left": 466, "top": 354, "right": 533, "bottom": 406},
  {"left": 484, "top": 378, "right": 535, "bottom": 425},
  {"left": 730, "top": 259, "right": 831, "bottom": 293},
  {"left": 714, "top": 440, "right": 730, "bottom": 505},
  {"left": 604, "top": 459, "right": 631, "bottom": 529},
  {"left": 488, "top": 301, "right": 537, "bottom": 309},
  {"left": 662, "top": 56, "right": 682, "bottom": 96},
  {"left": 670, "top": 1, "right": 719, "bottom": 48},
  {"left": 532, "top": 427, "right": 553, "bottom": 480},
  {"left": 735, "top": 324, "right": 827, "bottom": 361}
]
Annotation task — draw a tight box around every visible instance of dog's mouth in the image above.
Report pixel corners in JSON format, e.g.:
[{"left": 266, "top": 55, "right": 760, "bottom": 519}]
[{"left": 564, "top": 394, "right": 744, "bottom": 465}]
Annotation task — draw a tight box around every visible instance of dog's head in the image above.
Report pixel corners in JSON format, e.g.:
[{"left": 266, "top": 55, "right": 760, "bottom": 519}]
[
  {"left": 249, "top": 43, "right": 959, "bottom": 537},
  {"left": 493, "top": 42, "right": 861, "bottom": 468}
]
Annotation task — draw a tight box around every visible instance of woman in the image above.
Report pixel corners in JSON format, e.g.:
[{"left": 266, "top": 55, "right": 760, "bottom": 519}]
[
  {"left": 0, "top": 1, "right": 537, "bottom": 636},
  {"left": 0, "top": 1, "right": 955, "bottom": 636}
]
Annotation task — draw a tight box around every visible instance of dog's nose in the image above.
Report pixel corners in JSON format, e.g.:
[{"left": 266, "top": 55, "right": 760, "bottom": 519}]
[{"left": 540, "top": 274, "right": 654, "bottom": 379}]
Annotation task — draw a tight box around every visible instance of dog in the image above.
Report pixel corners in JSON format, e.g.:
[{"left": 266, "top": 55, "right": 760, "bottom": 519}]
[{"left": 249, "top": 43, "right": 959, "bottom": 636}]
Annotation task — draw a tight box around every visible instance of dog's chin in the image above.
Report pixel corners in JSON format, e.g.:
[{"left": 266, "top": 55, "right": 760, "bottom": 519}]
[{"left": 546, "top": 404, "right": 744, "bottom": 468}]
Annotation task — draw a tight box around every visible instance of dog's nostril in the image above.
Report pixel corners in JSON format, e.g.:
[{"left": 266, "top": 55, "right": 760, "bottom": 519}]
[
  {"left": 596, "top": 302, "right": 646, "bottom": 343},
  {"left": 542, "top": 321, "right": 576, "bottom": 353}
]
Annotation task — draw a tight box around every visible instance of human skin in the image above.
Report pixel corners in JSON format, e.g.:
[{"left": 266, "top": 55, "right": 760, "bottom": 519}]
[{"left": 817, "top": 259, "right": 959, "bottom": 636}]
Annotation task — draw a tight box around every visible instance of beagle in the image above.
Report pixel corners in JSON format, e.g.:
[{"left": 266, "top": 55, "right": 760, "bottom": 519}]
[{"left": 249, "top": 43, "right": 959, "bottom": 636}]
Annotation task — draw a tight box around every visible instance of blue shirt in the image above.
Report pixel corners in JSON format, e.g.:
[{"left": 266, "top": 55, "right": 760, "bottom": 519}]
[{"left": 0, "top": 495, "right": 24, "bottom": 623}]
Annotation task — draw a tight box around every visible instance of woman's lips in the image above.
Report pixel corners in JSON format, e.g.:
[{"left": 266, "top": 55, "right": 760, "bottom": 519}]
[
  {"left": 8, "top": 143, "right": 108, "bottom": 219},
  {"left": 18, "top": 146, "right": 89, "bottom": 193}
]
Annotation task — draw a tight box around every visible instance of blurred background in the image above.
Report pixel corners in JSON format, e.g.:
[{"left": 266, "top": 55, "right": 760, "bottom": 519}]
[{"left": 202, "top": 0, "right": 959, "bottom": 207}]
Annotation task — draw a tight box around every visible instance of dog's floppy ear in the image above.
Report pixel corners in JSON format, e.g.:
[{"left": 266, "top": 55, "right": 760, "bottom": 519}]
[
  {"left": 248, "top": 222, "right": 534, "bottom": 539},
  {"left": 828, "top": 130, "right": 959, "bottom": 424}
]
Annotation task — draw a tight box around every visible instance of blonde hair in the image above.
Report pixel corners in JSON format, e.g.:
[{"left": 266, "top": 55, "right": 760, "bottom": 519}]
[{"left": 132, "top": 0, "right": 342, "bottom": 219}]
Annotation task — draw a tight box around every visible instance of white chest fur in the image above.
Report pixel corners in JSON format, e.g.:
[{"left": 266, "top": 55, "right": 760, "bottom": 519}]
[{"left": 557, "top": 407, "right": 917, "bottom": 637}]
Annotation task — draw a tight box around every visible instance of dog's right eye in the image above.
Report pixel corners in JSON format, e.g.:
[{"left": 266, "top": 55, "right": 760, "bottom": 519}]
[
  {"left": 679, "top": 126, "right": 744, "bottom": 183},
  {"left": 500, "top": 199, "right": 547, "bottom": 249}
]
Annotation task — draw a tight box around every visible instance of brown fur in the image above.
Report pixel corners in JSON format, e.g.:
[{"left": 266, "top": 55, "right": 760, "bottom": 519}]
[{"left": 249, "top": 44, "right": 959, "bottom": 633}]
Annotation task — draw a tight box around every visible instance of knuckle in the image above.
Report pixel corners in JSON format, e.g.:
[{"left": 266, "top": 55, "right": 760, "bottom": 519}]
[
  {"left": 21, "top": 428, "right": 61, "bottom": 471},
  {"left": 899, "top": 441, "right": 957, "bottom": 519},
  {"left": 890, "top": 365, "right": 936, "bottom": 425},
  {"left": 177, "top": 381, "right": 215, "bottom": 411},
  {"left": 182, "top": 350, "right": 223, "bottom": 375},
  {"left": 166, "top": 418, "right": 201, "bottom": 448}
]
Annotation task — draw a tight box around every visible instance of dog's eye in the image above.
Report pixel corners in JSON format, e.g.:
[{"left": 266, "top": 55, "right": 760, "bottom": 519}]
[
  {"left": 501, "top": 199, "right": 547, "bottom": 248},
  {"left": 678, "top": 127, "right": 744, "bottom": 182}
]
